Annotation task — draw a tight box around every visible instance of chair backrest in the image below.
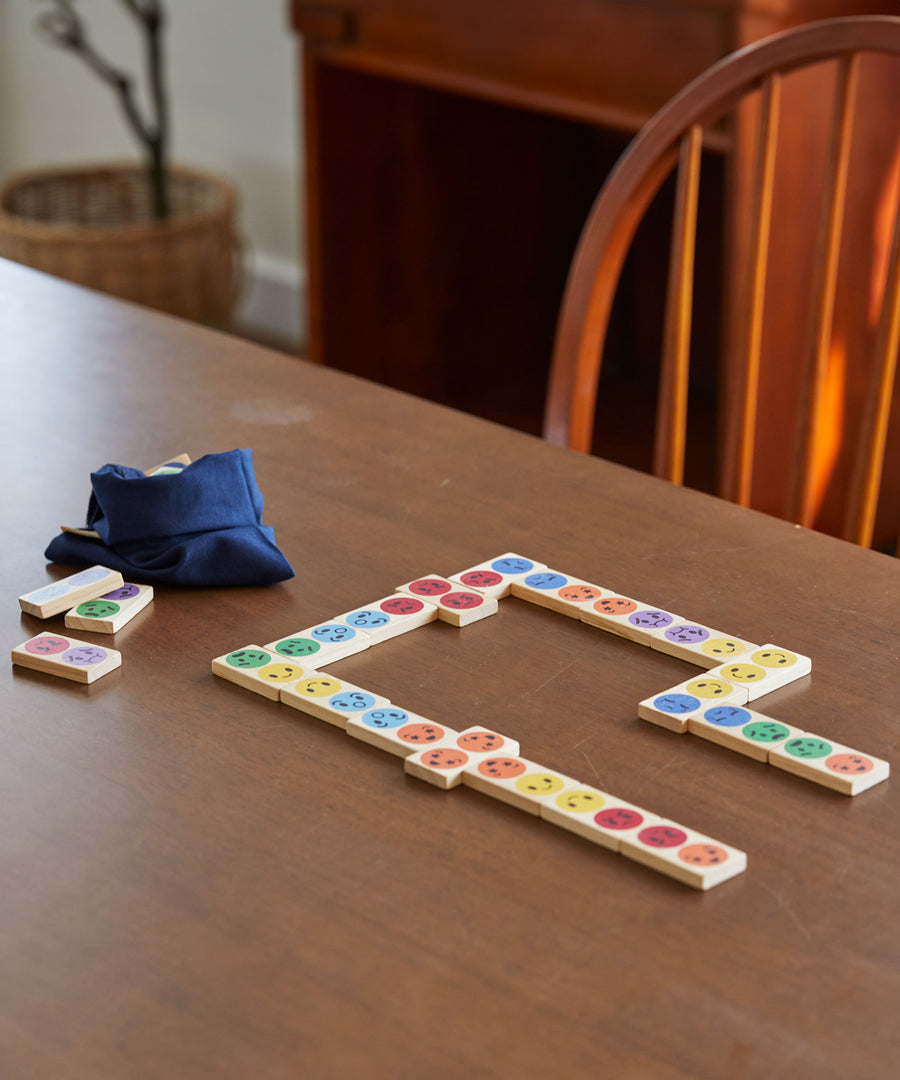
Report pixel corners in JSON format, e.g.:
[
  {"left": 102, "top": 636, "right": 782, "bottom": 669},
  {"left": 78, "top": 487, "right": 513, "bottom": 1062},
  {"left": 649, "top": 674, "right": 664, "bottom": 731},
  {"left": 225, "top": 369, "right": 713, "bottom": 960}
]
[{"left": 543, "top": 16, "right": 900, "bottom": 550}]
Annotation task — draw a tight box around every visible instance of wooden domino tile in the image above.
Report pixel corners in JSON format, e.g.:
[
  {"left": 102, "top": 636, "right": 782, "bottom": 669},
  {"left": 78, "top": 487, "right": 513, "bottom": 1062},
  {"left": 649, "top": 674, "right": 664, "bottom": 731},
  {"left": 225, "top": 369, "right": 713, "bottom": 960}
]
[
  {"left": 332, "top": 594, "right": 438, "bottom": 644},
  {"left": 19, "top": 565, "right": 125, "bottom": 619},
  {"left": 461, "top": 755, "right": 579, "bottom": 815},
  {"left": 687, "top": 705, "right": 805, "bottom": 761},
  {"left": 707, "top": 644, "right": 811, "bottom": 702},
  {"left": 510, "top": 570, "right": 606, "bottom": 617},
  {"left": 448, "top": 553, "right": 548, "bottom": 598},
  {"left": 541, "top": 790, "right": 662, "bottom": 852},
  {"left": 579, "top": 595, "right": 681, "bottom": 644},
  {"left": 638, "top": 676, "right": 750, "bottom": 734},
  {"left": 346, "top": 708, "right": 459, "bottom": 757},
  {"left": 404, "top": 727, "right": 521, "bottom": 789},
  {"left": 212, "top": 646, "right": 316, "bottom": 701},
  {"left": 651, "top": 624, "right": 760, "bottom": 668},
  {"left": 768, "top": 735, "right": 890, "bottom": 795},
  {"left": 619, "top": 821, "right": 748, "bottom": 890},
  {"left": 12, "top": 632, "right": 122, "bottom": 684},
  {"left": 281, "top": 675, "right": 391, "bottom": 729},
  {"left": 395, "top": 575, "right": 498, "bottom": 627},
  {"left": 265, "top": 622, "right": 372, "bottom": 667},
  {"left": 64, "top": 583, "right": 153, "bottom": 634}
]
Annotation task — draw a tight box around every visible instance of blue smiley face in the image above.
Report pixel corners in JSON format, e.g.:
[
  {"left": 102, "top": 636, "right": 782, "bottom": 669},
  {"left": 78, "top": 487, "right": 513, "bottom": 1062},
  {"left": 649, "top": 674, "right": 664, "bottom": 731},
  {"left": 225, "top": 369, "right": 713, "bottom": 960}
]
[
  {"left": 523, "top": 572, "right": 567, "bottom": 590},
  {"left": 703, "top": 706, "right": 752, "bottom": 727},
  {"left": 310, "top": 623, "right": 357, "bottom": 643},
  {"left": 653, "top": 693, "right": 700, "bottom": 714},
  {"left": 330, "top": 691, "right": 378, "bottom": 712},
  {"left": 492, "top": 557, "right": 534, "bottom": 575},
  {"left": 345, "top": 610, "right": 390, "bottom": 629},
  {"left": 362, "top": 708, "right": 409, "bottom": 729}
]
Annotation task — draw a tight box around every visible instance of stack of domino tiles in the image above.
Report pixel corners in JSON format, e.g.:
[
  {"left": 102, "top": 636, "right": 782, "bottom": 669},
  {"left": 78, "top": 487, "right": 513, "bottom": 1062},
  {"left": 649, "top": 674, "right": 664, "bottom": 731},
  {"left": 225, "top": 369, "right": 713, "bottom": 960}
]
[
  {"left": 212, "top": 554, "right": 747, "bottom": 889},
  {"left": 14, "top": 565, "right": 130, "bottom": 683}
]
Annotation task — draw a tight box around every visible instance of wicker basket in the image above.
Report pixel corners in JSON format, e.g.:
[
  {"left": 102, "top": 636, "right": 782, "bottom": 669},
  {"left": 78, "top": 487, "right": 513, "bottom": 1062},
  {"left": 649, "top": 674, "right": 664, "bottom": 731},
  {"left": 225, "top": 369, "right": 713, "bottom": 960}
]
[{"left": 0, "top": 163, "right": 240, "bottom": 325}]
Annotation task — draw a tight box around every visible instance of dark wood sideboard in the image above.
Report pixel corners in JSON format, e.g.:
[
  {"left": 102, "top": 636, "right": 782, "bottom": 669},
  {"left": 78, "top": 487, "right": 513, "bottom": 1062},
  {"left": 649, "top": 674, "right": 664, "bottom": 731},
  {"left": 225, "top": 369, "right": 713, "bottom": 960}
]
[{"left": 291, "top": 0, "right": 900, "bottom": 544}]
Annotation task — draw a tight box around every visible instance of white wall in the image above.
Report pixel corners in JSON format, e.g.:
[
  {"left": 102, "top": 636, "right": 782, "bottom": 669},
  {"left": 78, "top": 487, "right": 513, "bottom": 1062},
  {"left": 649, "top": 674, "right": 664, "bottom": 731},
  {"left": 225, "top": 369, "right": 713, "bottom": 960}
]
[{"left": 0, "top": 0, "right": 305, "bottom": 346}]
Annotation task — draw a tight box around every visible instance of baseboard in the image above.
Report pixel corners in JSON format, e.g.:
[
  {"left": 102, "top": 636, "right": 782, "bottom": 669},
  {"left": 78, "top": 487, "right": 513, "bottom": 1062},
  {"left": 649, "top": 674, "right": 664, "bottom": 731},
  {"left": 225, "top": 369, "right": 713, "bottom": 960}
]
[{"left": 234, "top": 253, "right": 306, "bottom": 352}]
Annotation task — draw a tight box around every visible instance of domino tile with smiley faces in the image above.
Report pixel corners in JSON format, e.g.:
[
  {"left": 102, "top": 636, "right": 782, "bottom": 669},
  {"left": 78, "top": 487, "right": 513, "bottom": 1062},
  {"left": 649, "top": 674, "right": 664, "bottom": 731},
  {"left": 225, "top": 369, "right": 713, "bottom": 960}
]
[
  {"left": 619, "top": 820, "right": 748, "bottom": 890},
  {"left": 404, "top": 726, "right": 522, "bottom": 789},
  {"left": 509, "top": 569, "right": 608, "bottom": 618},
  {"left": 13, "top": 632, "right": 122, "bottom": 684},
  {"left": 578, "top": 594, "right": 683, "bottom": 645},
  {"left": 64, "top": 583, "right": 154, "bottom": 634},
  {"left": 687, "top": 705, "right": 806, "bottom": 762},
  {"left": 768, "top": 735, "right": 890, "bottom": 795},
  {"left": 448, "top": 553, "right": 548, "bottom": 599},
  {"left": 212, "top": 646, "right": 318, "bottom": 701},
  {"left": 650, "top": 624, "right": 760, "bottom": 668},
  {"left": 19, "top": 565, "right": 125, "bottom": 619},
  {"left": 346, "top": 707, "right": 460, "bottom": 757},
  {"left": 264, "top": 622, "right": 372, "bottom": 667},
  {"left": 706, "top": 644, "right": 812, "bottom": 702},
  {"left": 280, "top": 674, "right": 392, "bottom": 729},
  {"left": 330, "top": 593, "right": 439, "bottom": 644},
  {"left": 461, "top": 754, "right": 580, "bottom": 816},
  {"left": 638, "top": 676, "right": 751, "bottom": 734},
  {"left": 540, "top": 787, "right": 662, "bottom": 852},
  {"left": 395, "top": 574, "right": 498, "bottom": 627}
]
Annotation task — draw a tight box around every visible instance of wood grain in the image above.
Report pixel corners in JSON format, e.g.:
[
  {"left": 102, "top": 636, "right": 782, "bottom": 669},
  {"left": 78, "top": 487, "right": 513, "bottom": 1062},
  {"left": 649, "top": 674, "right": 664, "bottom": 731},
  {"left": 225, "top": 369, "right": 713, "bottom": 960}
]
[{"left": 1, "top": 260, "right": 898, "bottom": 1079}]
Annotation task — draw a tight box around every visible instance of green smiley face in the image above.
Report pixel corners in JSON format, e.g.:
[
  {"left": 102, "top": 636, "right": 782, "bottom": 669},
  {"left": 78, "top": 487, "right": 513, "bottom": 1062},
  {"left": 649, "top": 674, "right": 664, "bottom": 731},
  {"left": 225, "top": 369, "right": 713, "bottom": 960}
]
[
  {"left": 75, "top": 600, "right": 121, "bottom": 618},
  {"left": 742, "top": 720, "right": 791, "bottom": 743},
  {"left": 226, "top": 649, "right": 270, "bottom": 669}
]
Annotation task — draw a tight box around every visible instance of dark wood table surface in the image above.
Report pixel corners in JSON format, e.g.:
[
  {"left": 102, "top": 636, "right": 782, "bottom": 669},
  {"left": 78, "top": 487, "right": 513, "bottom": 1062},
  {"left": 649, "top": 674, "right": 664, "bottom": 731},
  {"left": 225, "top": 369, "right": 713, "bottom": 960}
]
[{"left": 2, "top": 259, "right": 898, "bottom": 1079}]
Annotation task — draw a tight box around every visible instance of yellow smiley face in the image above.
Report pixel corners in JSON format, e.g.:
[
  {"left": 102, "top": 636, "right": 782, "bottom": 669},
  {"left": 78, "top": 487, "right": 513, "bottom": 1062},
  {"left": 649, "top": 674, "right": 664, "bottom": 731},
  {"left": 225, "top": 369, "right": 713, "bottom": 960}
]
[
  {"left": 720, "top": 664, "right": 767, "bottom": 683},
  {"left": 751, "top": 648, "right": 797, "bottom": 668},
  {"left": 686, "top": 678, "right": 734, "bottom": 698},
  {"left": 700, "top": 638, "right": 749, "bottom": 659},
  {"left": 296, "top": 677, "right": 341, "bottom": 697},
  {"left": 555, "top": 789, "right": 605, "bottom": 813},
  {"left": 259, "top": 663, "right": 303, "bottom": 682},
  {"left": 515, "top": 773, "right": 566, "bottom": 796}
]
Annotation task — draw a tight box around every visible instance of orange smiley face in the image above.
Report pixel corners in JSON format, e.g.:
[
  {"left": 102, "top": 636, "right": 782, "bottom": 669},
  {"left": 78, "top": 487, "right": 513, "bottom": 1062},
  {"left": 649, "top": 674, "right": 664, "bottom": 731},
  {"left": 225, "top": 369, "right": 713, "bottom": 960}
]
[{"left": 678, "top": 843, "right": 728, "bottom": 866}]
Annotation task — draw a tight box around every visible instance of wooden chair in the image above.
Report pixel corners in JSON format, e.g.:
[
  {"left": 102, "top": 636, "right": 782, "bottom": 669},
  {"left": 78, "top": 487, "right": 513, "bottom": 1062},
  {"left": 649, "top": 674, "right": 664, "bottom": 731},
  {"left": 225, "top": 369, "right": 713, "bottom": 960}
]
[{"left": 543, "top": 16, "right": 900, "bottom": 550}]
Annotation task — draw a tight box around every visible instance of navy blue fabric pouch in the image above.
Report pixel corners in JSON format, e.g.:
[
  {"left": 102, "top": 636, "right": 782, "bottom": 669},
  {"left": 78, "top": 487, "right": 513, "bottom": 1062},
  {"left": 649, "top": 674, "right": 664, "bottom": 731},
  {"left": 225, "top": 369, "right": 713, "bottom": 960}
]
[{"left": 45, "top": 449, "right": 294, "bottom": 586}]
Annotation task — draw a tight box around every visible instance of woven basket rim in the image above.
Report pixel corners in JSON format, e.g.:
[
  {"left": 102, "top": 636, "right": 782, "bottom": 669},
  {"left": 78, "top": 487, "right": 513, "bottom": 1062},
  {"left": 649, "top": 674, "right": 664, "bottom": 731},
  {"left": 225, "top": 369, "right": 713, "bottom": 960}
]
[{"left": 0, "top": 161, "right": 236, "bottom": 241}]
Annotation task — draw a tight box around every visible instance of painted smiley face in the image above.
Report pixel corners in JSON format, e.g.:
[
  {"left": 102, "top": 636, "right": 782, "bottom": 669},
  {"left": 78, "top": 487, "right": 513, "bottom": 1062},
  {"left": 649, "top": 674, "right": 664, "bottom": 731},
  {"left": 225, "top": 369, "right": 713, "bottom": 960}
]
[
  {"left": 751, "top": 648, "right": 798, "bottom": 668},
  {"left": 362, "top": 708, "right": 409, "bottom": 730},
  {"left": 594, "top": 807, "right": 644, "bottom": 830},
  {"left": 67, "top": 567, "right": 112, "bottom": 586},
  {"left": 75, "top": 600, "right": 120, "bottom": 619},
  {"left": 380, "top": 597, "right": 425, "bottom": 616},
  {"left": 477, "top": 757, "right": 526, "bottom": 779},
  {"left": 701, "top": 637, "right": 749, "bottom": 659},
  {"left": 638, "top": 825, "right": 688, "bottom": 849},
  {"left": 226, "top": 648, "right": 270, "bottom": 668},
  {"left": 457, "top": 731, "right": 505, "bottom": 754},
  {"left": 654, "top": 693, "right": 701, "bottom": 714},
  {"left": 679, "top": 843, "right": 728, "bottom": 866},
  {"left": 514, "top": 773, "right": 566, "bottom": 796},
  {"left": 441, "top": 591, "right": 483, "bottom": 610},
  {"left": 62, "top": 646, "right": 108, "bottom": 665},
  {"left": 826, "top": 753, "right": 874, "bottom": 775},
  {"left": 310, "top": 624, "right": 357, "bottom": 643},
  {"left": 702, "top": 706, "right": 751, "bottom": 727},
  {"left": 259, "top": 663, "right": 304, "bottom": 682},
  {"left": 629, "top": 610, "right": 673, "bottom": 629},
  {"left": 397, "top": 723, "right": 446, "bottom": 744},
  {"left": 742, "top": 720, "right": 791, "bottom": 743},
  {"left": 24, "top": 635, "right": 70, "bottom": 656},
  {"left": 274, "top": 637, "right": 321, "bottom": 658},
  {"left": 345, "top": 610, "right": 389, "bottom": 629},
  {"left": 101, "top": 584, "right": 140, "bottom": 601},
  {"left": 720, "top": 664, "right": 767, "bottom": 683},
  {"left": 664, "top": 624, "right": 710, "bottom": 645},
  {"left": 523, "top": 572, "right": 568, "bottom": 590},
  {"left": 686, "top": 678, "right": 735, "bottom": 699},
  {"left": 459, "top": 570, "right": 503, "bottom": 590},
  {"left": 491, "top": 557, "right": 533, "bottom": 575},
  {"left": 420, "top": 748, "right": 469, "bottom": 770},
  {"left": 558, "top": 584, "right": 602, "bottom": 603},
  {"left": 295, "top": 677, "right": 342, "bottom": 698},
  {"left": 329, "top": 691, "right": 377, "bottom": 712},
  {"left": 784, "top": 737, "right": 833, "bottom": 759},
  {"left": 407, "top": 578, "right": 453, "bottom": 596},
  {"left": 556, "top": 790, "right": 605, "bottom": 813},
  {"left": 593, "top": 597, "right": 637, "bottom": 616}
]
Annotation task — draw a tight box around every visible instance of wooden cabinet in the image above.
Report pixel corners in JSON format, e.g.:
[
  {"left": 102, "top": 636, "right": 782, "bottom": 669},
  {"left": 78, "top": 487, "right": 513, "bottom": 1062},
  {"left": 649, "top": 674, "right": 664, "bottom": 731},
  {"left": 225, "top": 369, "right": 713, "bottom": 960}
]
[{"left": 292, "top": 0, "right": 899, "bottom": 543}]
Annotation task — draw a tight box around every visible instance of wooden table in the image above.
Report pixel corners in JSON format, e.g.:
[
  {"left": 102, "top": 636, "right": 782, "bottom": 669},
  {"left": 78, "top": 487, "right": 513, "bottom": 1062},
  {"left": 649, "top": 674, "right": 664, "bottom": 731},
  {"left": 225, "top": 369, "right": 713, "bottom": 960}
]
[{"left": 2, "top": 259, "right": 898, "bottom": 1078}]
